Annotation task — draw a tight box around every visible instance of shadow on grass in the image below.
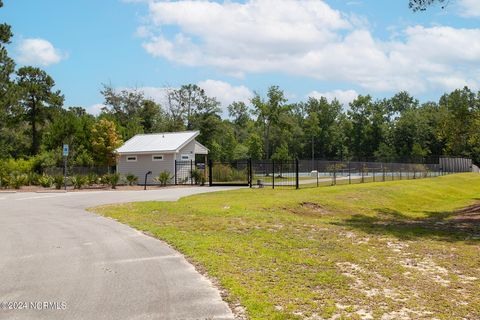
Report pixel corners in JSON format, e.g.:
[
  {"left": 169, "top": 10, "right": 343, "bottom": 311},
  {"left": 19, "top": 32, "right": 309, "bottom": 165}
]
[{"left": 332, "top": 203, "right": 480, "bottom": 243}]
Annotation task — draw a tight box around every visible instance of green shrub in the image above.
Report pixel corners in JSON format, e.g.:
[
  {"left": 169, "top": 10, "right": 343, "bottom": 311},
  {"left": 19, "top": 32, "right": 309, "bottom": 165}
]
[
  {"left": 105, "top": 173, "right": 121, "bottom": 189},
  {"left": 38, "top": 174, "right": 54, "bottom": 188},
  {"left": 31, "top": 151, "right": 59, "bottom": 173},
  {"left": 211, "top": 164, "right": 246, "bottom": 182},
  {"left": 0, "top": 158, "right": 35, "bottom": 176},
  {"left": 125, "top": 173, "right": 138, "bottom": 186},
  {"left": 53, "top": 175, "right": 64, "bottom": 190},
  {"left": 9, "top": 173, "right": 27, "bottom": 189},
  {"left": 190, "top": 169, "right": 203, "bottom": 185},
  {"left": 0, "top": 174, "right": 9, "bottom": 189},
  {"left": 26, "top": 172, "right": 40, "bottom": 186},
  {"left": 155, "top": 171, "right": 172, "bottom": 186},
  {"left": 86, "top": 173, "right": 99, "bottom": 186},
  {"left": 70, "top": 175, "right": 87, "bottom": 189}
]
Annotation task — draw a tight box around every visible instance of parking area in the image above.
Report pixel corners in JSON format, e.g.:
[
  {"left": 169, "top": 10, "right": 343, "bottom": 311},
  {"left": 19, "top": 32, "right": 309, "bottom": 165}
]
[{"left": 0, "top": 187, "right": 238, "bottom": 320}]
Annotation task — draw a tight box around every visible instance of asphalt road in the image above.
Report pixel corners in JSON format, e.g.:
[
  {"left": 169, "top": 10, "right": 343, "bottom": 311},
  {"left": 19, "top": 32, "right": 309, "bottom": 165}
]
[{"left": 0, "top": 187, "right": 239, "bottom": 320}]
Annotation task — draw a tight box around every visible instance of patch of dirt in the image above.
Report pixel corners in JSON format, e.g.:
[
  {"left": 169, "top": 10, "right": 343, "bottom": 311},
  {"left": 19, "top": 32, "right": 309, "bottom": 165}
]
[
  {"left": 454, "top": 203, "right": 480, "bottom": 221},
  {"left": 380, "top": 307, "right": 434, "bottom": 320},
  {"left": 292, "top": 202, "right": 331, "bottom": 216},
  {"left": 399, "top": 257, "right": 450, "bottom": 287}
]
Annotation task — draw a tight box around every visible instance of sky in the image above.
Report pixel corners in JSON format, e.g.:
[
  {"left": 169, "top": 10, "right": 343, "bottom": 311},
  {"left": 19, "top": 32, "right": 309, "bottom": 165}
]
[{"left": 3, "top": 0, "right": 480, "bottom": 115}]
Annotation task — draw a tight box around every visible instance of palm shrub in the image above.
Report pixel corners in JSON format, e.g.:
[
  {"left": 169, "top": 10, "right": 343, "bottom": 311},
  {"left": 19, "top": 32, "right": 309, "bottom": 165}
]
[
  {"left": 0, "top": 174, "right": 9, "bottom": 189},
  {"left": 99, "top": 174, "right": 110, "bottom": 186},
  {"left": 125, "top": 173, "right": 138, "bottom": 186},
  {"left": 86, "top": 173, "right": 99, "bottom": 186},
  {"left": 70, "top": 175, "right": 87, "bottom": 189},
  {"left": 154, "top": 171, "right": 172, "bottom": 186},
  {"left": 53, "top": 175, "right": 64, "bottom": 190},
  {"left": 26, "top": 172, "right": 40, "bottom": 186},
  {"left": 106, "top": 173, "right": 121, "bottom": 189},
  {"left": 38, "top": 174, "right": 54, "bottom": 188},
  {"left": 190, "top": 169, "right": 203, "bottom": 185},
  {"left": 9, "top": 173, "right": 27, "bottom": 189}
]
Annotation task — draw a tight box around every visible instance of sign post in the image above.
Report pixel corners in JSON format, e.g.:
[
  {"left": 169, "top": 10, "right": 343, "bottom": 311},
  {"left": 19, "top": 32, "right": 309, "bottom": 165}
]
[{"left": 63, "top": 144, "right": 69, "bottom": 191}]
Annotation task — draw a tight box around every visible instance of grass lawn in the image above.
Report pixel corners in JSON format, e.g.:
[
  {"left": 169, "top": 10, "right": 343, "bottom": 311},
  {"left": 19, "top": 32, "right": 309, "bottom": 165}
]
[{"left": 91, "top": 173, "right": 480, "bottom": 320}]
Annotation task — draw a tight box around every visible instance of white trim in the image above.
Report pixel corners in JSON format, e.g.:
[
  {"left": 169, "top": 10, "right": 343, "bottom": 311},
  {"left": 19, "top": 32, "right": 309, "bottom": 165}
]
[
  {"left": 152, "top": 154, "right": 164, "bottom": 161},
  {"left": 126, "top": 155, "right": 137, "bottom": 162}
]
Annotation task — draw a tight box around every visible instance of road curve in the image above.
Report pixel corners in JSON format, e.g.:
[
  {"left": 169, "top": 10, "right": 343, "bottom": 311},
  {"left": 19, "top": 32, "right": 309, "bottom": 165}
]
[{"left": 0, "top": 187, "right": 239, "bottom": 320}]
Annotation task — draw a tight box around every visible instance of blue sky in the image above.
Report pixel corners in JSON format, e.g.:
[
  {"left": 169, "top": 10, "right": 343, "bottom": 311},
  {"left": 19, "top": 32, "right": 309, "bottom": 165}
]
[{"left": 3, "top": 0, "right": 480, "bottom": 114}]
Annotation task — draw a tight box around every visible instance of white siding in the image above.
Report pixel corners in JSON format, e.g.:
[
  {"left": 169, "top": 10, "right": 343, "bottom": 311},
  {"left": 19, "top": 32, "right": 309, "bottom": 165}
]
[
  {"left": 117, "top": 153, "right": 175, "bottom": 185},
  {"left": 176, "top": 139, "right": 196, "bottom": 160}
]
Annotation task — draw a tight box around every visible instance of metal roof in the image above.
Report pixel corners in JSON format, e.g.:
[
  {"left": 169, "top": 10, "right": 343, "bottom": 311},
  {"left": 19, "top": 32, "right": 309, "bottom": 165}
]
[{"left": 116, "top": 131, "right": 200, "bottom": 154}]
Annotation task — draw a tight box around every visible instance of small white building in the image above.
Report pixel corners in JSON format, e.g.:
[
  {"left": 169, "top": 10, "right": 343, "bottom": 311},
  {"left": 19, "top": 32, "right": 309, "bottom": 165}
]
[{"left": 116, "top": 131, "right": 208, "bottom": 185}]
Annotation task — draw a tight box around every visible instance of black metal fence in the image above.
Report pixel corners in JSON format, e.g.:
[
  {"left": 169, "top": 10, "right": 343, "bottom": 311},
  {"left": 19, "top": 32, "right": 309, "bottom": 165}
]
[
  {"left": 175, "top": 160, "right": 208, "bottom": 185},
  {"left": 166, "top": 158, "right": 473, "bottom": 189},
  {"left": 205, "top": 159, "right": 466, "bottom": 189},
  {"left": 44, "top": 166, "right": 110, "bottom": 176}
]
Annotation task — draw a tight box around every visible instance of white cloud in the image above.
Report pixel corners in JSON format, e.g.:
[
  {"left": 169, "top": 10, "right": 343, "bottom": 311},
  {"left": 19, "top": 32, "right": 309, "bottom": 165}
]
[
  {"left": 136, "top": 0, "right": 480, "bottom": 94},
  {"left": 17, "top": 38, "right": 65, "bottom": 66},
  {"left": 197, "top": 80, "right": 253, "bottom": 109},
  {"left": 308, "top": 89, "right": 358, "bottom": 106},
  {"left": 86, "top": 103, "right": 105, "bottom": 116},
  {"left": 458, "top": 0, "right": 480, "bottom": 17},
  {"left": 104, "top": 80, "right": 252, "bottom": 115}
]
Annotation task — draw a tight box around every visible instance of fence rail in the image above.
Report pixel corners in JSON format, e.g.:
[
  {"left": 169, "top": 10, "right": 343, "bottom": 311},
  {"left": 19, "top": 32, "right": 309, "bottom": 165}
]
[{"left": 207, "top": 159, "right": 468, "bottom": 189}]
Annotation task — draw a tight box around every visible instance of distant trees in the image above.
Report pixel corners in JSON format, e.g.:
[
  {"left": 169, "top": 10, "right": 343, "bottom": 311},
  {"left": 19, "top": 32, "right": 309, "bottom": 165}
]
[
  {"left": 409, "top": 0, "right": 447, "bottom": 11},
  {"left": 0, "top": 0, "right": 479, "bottom": 168}
]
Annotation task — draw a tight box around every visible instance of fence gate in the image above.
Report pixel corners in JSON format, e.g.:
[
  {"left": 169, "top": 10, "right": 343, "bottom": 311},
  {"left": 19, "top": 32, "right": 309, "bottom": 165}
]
[{"left": 208, "top": 160, "right": 251, "bottom": 186}]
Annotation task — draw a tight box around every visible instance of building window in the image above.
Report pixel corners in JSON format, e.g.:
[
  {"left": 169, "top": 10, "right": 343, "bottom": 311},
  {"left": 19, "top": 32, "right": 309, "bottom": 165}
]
[
  {"left": 126, "top": 156, "right": 137, "bottom": 162},
  {"left": 152, "top": 155, "right": 164, "bottom": 161},
  {"left": 181, "top": 154, "right": 190, "bottom": 160}
]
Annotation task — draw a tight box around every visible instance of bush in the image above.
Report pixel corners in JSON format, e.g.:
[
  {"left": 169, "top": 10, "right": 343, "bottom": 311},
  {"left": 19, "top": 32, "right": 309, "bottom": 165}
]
[
  {"left": 86, "top": 173, "right": 99, "bottom": 186},
  {"left": 26, "top": 172, "right": 40, "bottom": 186},
  {"left": 211, "top": 164, "right": 247, "bottom": 182},
  {"left": 0, "top": 158, "right": 35, "bottom": 176},
  {"left": 38, "top": 174, "right": 53, "bottom": 188},
  {"left": 155, "top": 171, "right": 172, "bottom": 186},
  {"left": 105, "top": 173, "right": 121, "bottom": 189},
  {"left": 70, "top": 175, "right": 87, "bottom": 189},
  {"left": 125, "top": 173, "right": 138, "bottom": 186},
  {"left": 53, "top": 175, "right": 64, "bottom": 190},
  {"left": 190, "top": 169, "right": 204, "bottom": 185},
  {"left": 0, "top": 174, "right": 9, "bottom": 189},
  {"left": 9, "top": 173, "right": 27, "bottom": 189}
]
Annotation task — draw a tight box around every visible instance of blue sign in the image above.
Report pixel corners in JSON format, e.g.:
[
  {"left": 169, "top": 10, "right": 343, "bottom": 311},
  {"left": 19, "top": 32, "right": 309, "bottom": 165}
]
[{"left": 63, "top": 144, "right": 69, "bottom": 157}]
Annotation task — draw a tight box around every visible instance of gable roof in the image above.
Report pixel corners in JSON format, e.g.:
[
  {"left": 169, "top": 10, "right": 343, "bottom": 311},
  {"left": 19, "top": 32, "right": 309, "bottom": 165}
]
[{"left": 116, "top": 131, "right": 200, "bottom": 154}]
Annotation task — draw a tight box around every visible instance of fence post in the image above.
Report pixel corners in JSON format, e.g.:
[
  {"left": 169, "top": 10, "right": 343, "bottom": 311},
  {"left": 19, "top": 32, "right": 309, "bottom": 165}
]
[
  {"left": 361, "top": 165, "right": 364, "bottom": 183},
  {"left": 272, "top": 160, "right": 275, "bottom": 190},
  {"left": 373, "top": 167, "right": 376, "bottom": 182},
  {"left": 348, "top": 162, "right": 351, "bottom": 184},
  {"left": 208, "top": 159, "right": 213, "bottom": 187},
  {"left": 295, "top": 159, "right": 299, "bottom": 190},
  {"left": 382, "top": 164, "right": 386, "bottom": 182},
  {"left": 190, "top": 160, "right": 194, "bottom": 185},
  {"left": 249, "top": 159, "right": 252, "bottom": 188},
  {"left": 400, "top": 168, "right": 402, "bottom": 180},
  {"left": 174, "top": 160, "right": 178, "bottom": 185},
  {"left": 413, "top": 168, "right": 416, "bottom": 179},
  {"left": 332, "top": 162, "right": 337, "bottom": 186}
]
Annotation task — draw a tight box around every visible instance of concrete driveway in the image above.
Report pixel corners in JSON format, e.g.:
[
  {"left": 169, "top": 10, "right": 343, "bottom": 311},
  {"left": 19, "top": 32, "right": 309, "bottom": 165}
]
[{"left": 0, "top": 187, "right": 239, "bottom": 320}]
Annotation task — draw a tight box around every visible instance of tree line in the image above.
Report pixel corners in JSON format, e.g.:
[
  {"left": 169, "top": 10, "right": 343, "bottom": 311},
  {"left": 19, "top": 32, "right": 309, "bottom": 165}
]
[{"left": 1, "top": 0, "right": 479, "bottom": 172}]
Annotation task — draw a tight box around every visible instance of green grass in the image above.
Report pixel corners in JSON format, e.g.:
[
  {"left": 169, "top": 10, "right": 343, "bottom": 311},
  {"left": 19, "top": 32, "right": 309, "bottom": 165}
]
[{"left": 91, "top": 173, "right": 480, "bottom": 319}]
